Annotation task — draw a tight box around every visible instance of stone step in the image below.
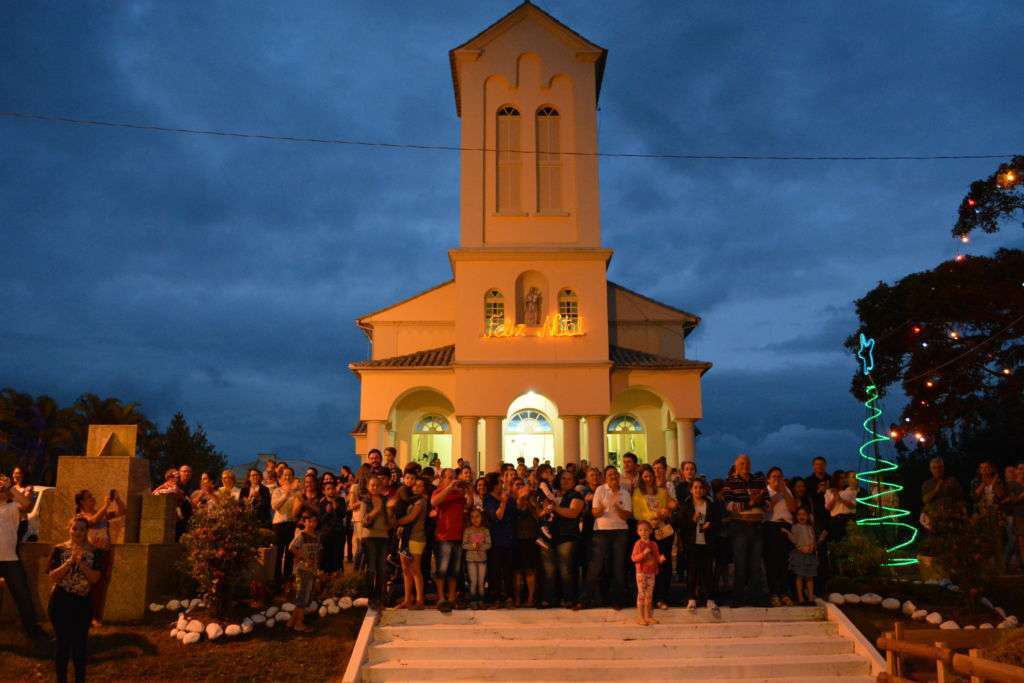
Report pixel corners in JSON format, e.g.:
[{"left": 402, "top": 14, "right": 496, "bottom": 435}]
[
  {"left": 376, "top": 606, "right": 824, "bottom": 627},
  {"left": 361, "top": 654, "right": 871, "bottom": 681},
  {"left": 368, "top": 635, "right": 853, "bottom": 663},
  {"left": 374, "top": 619, "right": 838, "bottom": 642}
]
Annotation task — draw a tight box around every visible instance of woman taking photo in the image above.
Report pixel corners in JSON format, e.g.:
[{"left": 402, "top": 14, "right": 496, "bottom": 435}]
[
  {"left": 239, "top": 468, "right": 272, "bottom": 528},
  {"left": 48, "top": 517, "right": 101, "bottom": 683},
  {"left": 74, "top": 488, "right": 125, "bottom": 626},
  {"left": 396, "top": 477, "right": 428, "bottom": 609},
  {"left": 190, "top": 472, "right": 217, "bottom": 510},
  {"left": 270, "top": 467, "right": 301, "bottom": 583}
]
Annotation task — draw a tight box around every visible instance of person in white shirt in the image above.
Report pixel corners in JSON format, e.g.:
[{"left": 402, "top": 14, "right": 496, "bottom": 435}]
[
  {"left": 763, "top": 467, "right": 798, "bottom": 606},
  {"left": 579, "top": 467, "right": 633, "bottom": 608},
  {"left": 825, "top": 470, "right": 859, "bottom": 546},
  {"left": 0, "top": 473, "right": 48, "bottom": 645},
  {"left": 218, "top": 470, "right": 241, "bottom": 501},
  {"left": 270, "top": 467, "right": 301, "bottom": 583}
]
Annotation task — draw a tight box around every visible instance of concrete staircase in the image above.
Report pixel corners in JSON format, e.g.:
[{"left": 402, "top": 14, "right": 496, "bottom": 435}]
[{"left": 360, "top": 605, "right": 876, "bottom": 681}]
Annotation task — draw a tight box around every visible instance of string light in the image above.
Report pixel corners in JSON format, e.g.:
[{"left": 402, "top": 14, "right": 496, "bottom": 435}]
[
  {"left": 925, "top": 380, "right": 934, "bottom": 387},
  {"left": 967, "top": 198, "right": 977, "bottom": 207},
  {"left": 912, "top": 326, "right": 922, "bottom": 334},
  {"left": 855, "top": 334, "right": 918, "bottom": 567},
  {"left": 949, "top": 331, "right": 959, "bottom": 339},
  {"left": 1004, "top": 368, "right": 1012, "bottom": 375},
  {"left": 955, "top": 254, "right": 966, "bottom": 262},
  {"left": 960, "top": 235, "right": 971, "bottom": 244}
]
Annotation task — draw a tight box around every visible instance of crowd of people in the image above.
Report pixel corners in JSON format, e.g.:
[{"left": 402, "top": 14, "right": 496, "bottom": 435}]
[{"left": 3, "top": 450, "right": 1023, "bottom": 681}]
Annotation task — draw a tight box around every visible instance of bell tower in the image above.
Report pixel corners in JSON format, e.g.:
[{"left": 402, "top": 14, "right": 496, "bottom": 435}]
[{"left": 449, "top": 2, "right": 607, "bottom": 248}]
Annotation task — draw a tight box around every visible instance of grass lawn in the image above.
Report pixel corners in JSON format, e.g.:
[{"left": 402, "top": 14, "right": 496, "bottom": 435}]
[{"left": 0, "top": 608, "right": 366, "bottom": 682}]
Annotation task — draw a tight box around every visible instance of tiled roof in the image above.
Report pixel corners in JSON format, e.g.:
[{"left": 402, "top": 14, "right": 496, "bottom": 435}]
[
  {"left": 350, "top": 345, "right": 455, "bottom": 368},
  {"left": 610, "top": 345, "right": 712, "bottom": 373},
  {"left": 351, "top": 343, "right": 710, "bottom": 374}
]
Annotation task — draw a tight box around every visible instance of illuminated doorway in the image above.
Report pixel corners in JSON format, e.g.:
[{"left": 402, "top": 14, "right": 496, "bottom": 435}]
[
  {"left": 606, "top": 414, "right": 647, "bottom": 467},
  {"left": 504, "top": 409, "right": 556, "bottom": 465},
  {"left": 412, "top": 415, "right": 452, "bottom": 468}
]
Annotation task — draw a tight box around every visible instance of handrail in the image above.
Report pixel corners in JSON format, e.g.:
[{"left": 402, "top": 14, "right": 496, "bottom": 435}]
[{"left": 876, "top": 632, "right": 1024, "bottom": 683}]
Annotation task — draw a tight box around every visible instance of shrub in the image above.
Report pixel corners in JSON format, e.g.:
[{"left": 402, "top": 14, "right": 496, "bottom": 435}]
[
  {"left": 830, "top": 521, "right": 886, "bottom": 579},
  {"left": 919, "top": 506, "right": 1001, "bottom": 608},
  {"left": 324, "top": 570, "right": 369, "bottom": 599},
  {"left": 180, "top": 494, "right": 264, "bottom": 617}
]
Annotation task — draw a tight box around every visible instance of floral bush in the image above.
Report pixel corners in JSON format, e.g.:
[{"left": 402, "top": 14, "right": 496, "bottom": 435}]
[{"left": 180, "top": 494, "right": 267, "bottom": 617}]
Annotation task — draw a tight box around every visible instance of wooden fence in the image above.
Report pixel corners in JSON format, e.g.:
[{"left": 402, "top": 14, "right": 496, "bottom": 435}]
[{"left": 875, "top": 622, "right": 1024, "bottom": 683}]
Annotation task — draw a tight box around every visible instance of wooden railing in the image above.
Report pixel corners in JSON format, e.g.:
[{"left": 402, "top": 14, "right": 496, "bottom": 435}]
[{"left": 875, "top": 622, "right": 1024, "bottom": 683}]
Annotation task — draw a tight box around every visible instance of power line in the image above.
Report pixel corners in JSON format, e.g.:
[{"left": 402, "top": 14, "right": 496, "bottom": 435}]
[
  {"left": 903, "top": 312, "right": 1024, "bottom": 384},
  {"left": 1, "top": 111, "right": 1018, "bottom": 161}
]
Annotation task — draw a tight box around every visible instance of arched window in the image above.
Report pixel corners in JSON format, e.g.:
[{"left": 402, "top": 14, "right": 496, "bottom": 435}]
[
  {"left": 557, "top": 288, "right": 579, "bottom": 333},
  {"left": 484, "top": 289, "right": 505, "bottom": 335},
  {"left": 506, "top": 409, "right": 553, "bottom": 434},
  {"left": 536, "top": 107, "right": 561, "bottom": 212},
  {"left": 607, "top": 415, "right": 643, "bottom": 434},
  {"left": 415, "top": 415, "right": 450, "bottom": 434},
  {"left": 496, "top": 106, "right": 522, "bottom": 213}
]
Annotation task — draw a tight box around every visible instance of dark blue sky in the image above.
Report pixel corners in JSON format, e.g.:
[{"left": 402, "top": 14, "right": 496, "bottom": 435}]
[{"left": 2, "top": 2, "right": 1021, "bottom": 476}]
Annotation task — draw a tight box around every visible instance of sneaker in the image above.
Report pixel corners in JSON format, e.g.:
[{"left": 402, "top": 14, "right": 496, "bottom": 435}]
[
  {"left": 535, "top": 538, "right": 550, "bottom": 551},
  {"left": 656, "top": 601, "right": 669, "bottom": 610},
  {"left": 437, "top": 600, "right": 453, "bottom": 613},
  {"left": 770, "top": 595, "right": 782, "bottom": 608},
  {"left": 781, "top": 595, "right": 794, "bottom": 606},
  {"left": 708, "top": 601, "right": 720, "bottom": 617},
  {"left": 686, "top": 600, "right": 697, "bottom": 611}
]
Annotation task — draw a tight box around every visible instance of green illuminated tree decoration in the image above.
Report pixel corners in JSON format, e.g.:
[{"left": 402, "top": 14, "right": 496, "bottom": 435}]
[{"left": 854, "top": 333, "right": 918, "bottom": 567}]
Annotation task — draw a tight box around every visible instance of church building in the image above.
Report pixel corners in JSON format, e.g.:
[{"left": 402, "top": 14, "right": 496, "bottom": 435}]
[{"left": 349, "top": 2, "right": 711, "bottom": 471}]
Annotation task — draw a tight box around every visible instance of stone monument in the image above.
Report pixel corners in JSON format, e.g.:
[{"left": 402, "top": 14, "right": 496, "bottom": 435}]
[{"left": 7, "top": 425, "right": 184, "bottom": 622}]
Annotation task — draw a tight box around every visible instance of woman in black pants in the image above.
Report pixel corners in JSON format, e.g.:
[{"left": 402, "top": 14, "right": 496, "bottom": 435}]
[{"left": 48, "top": 517, "right": 101, "bottom": 683}]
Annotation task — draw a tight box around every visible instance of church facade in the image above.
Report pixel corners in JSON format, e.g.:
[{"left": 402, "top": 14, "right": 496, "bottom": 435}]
[{"left": 349, "top": 3, "right": 711, "bottom": 471}]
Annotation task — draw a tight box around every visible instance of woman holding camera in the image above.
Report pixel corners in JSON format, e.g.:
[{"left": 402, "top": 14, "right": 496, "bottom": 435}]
[
  {"left": 74, "top": 488, "right": 125, "bottom": 626},
  {"left": 48, "top": 516, "right": 101, "bottom": 683}
]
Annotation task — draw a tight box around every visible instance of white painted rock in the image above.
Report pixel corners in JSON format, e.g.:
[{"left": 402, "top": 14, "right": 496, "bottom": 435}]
[
  {"left": 827, "top": 593, "right": 845, "bottom": 605},
  {"left": 241, "top": 621, "right": 253, "bottom": 634},
  {"left": 1006, "top": 615, "right": 1019, "bottom": 626},
  {"left": 189, "top": 598, "right": 202, "bottom": 609},
  {"left": 995, "top": 607, "right": 1007, "bottom": 618},
  {"left": 980, "top": 623, "right": 995, "bottom": 629},
  {"left": 981, "top": 597, "right": 994, "bottom": 609},
  {"left": 327, "top": 604, "right": 340, "bottom": 615},
  {"left": 912, "top": 609, "right": 928, "bottom": 621},
  {"left": 318, "top": 606, "right": 328, "bottom": 618},
  {"left": 882, "top": 598, "right": 901, "bottom": 610},
  {"left": 964, "top": 625, "right": 977, "bottom": 630},
  {"left": 353, "top": 597, "right": 369, "bottom": 608},
  {"left": 940, "top": 621, "right": 959, "bottom": 630},
  {"left": 166, "top": 599, "right": 180, "bottom": 611},
  {"left": 939, "top": 578, "right": 952, "bottom": 587},
  {"left": 265, "top": 606, "right": 279, "bottom": 618},
  {"left": 275, "top": 611, "right": 291, "bottom": 623},
  {"left": 205, "top": 623, "right": 223, "bottom": 640},
  {"left": 308, "top": 600, "right": 318, "bottom": 612},
  {"left": 175, "top": 629, "right": 187, "bottom": 641},
  {"left": 169, "top": 628, "right": 179, "bottom": 638},
  {"left": 150, "top": 603, "right": 164, "bottom": 613},
  {"left": 186, "top": 619, "right": 204, "bottom": 633},
  {"left": 323, "top": 598, "right": 337, "bottom": 608},
  {"left": 925, "top": 579, "right": 940, "bottom": 585},
  {"left": 998, "top": 621, "right": 1011, "bottom": 629},
  {"left": 182, "top": 632, "right": 201, "bottom": 645},
  {"left": 949, "top": 585, "right": 959, "bottom": 592},
  {"left": 861, "top": 593, "right": 882, "bottom": 605},
  {"left": 251, "top": 614, "right": 266, "bottom": 625},
  {"left": 264, "top": 618, "right": 275, "bottom": 628},
  {"left": 926, "top": 612, "right": 943, "bottom": 625},
  {"left": 339, "top": 597, "right": 353, "bottom": 610},
  {"left": 281, "top": 602, "right": 296, "bottom": 612},
  {"left": 902, "top": 600, "right": 916, "bottom": 615},
  {"left": 225, "top": 624, "right": 241, "bottom": 637},
  {"left": 176, "top": 614, "right": 188, "bottom": 630}
]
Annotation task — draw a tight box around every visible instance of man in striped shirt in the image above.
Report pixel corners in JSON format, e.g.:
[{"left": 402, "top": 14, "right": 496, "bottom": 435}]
[{"left": 722, "top": 453, "right": 768, "bottom": 607}]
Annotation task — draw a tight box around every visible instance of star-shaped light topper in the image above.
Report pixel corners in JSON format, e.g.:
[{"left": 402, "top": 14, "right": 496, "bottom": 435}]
[{"left": 857, "top": 333, "right": 876, "bottom": 376}]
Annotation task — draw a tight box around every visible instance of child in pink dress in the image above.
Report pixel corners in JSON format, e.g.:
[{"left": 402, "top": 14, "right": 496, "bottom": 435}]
[{"left": 631, "top": 520, "right": 665, "bottom": 625}]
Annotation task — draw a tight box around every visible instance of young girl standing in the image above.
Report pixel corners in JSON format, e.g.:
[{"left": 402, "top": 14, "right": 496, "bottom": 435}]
[
  {"left": 630, "top": 520, "right": 665, "bottom": 625},
  {"left": 783, "top": 506, "right": 820, "bottom": 605},
  {"left": 462, "top": 508, "right": 492, "bottom": 609}
]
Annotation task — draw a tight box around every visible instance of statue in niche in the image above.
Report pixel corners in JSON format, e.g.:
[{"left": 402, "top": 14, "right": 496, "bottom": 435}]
[{"left": 524, "top": 287, "right": 542, "bottom": 326}]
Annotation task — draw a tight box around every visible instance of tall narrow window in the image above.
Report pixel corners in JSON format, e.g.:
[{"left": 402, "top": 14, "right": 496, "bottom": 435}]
[
  {"left": 484, "top": 289, "right": 505, "bottom": 335},
  {"left": 496, "top": 106, "right": 521, "bottom": 213},
  {"left": 557, "top": 288, "right": 579, "bottom": 333},
  {"left": 536, "top": 107, "right": 561, "bottom": 212}
]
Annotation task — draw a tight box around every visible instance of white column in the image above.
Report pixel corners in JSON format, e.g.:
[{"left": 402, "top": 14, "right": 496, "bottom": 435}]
[
  {"left": 676, "top": 418, "right": 696, "bottom": 467},
  {"left": 664, "top": 427, "right": 679, "bottom": 468},
  {"left": 459, "top": 416, "right": 479, "bottom": 471},
  {"left": 561, "top": 416, "right": 581, "bottom": 466},
  {"left": 585, "top": 415, "right": 606, "bottom": 469},
  {"left": 484, "top": 417, "right": 503, "bottom": 472},
  {"left": 364, "top": 420, "right": 386, "bottom": 461}
]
